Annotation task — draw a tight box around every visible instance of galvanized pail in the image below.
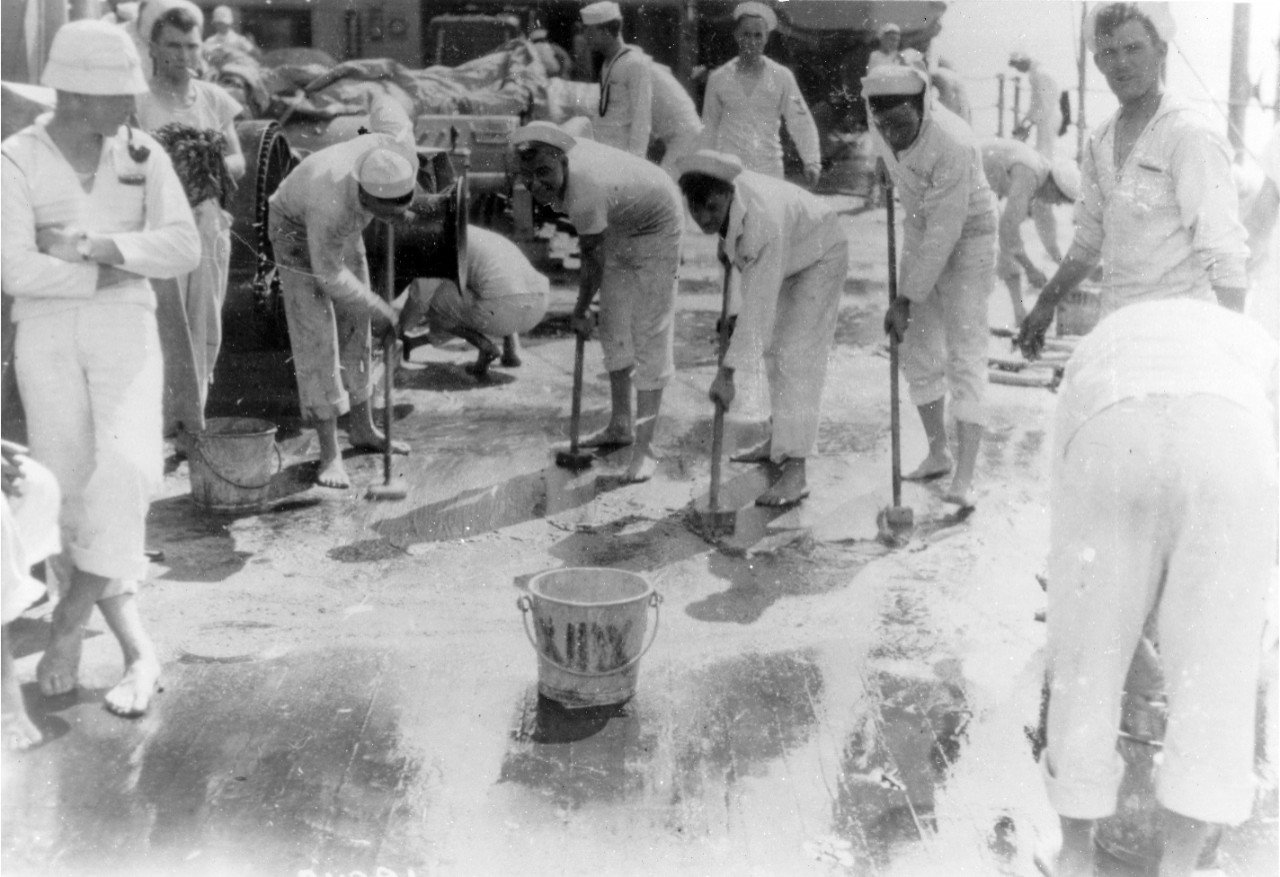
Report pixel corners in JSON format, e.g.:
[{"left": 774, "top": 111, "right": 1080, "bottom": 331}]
[{"left": 517, "top": 567, "right": 661, "bottom": 709}]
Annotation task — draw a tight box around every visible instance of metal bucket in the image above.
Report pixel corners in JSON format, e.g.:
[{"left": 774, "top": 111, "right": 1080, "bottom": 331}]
[
  {"left": 517, "top": 567, "right": 662, "bottom": 709},
  {"left": 189, "top": 417, "right": 281, "bottom": 513}
]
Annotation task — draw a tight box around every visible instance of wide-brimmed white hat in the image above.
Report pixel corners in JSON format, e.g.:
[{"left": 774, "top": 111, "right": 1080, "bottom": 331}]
[
  {"left": 41, "top": 20, "right": 148, "bottom": 95},
  {"left": 734, "top": 2, "right": 777, "bottom": 31},
  {"left": 356, "top": 146, "right": 417, "bottom": 200},
  {"left": 676, "top": 150, "right": 744, "bottom": 183},
  {"left": 1050, "top": 159, "right": 1082, "bottom": 202},
  {"left": 1085, "top": 1, "right": 1176, "bottom": 53},
  {"left": 581, "top": 2, "right": 621, "bottom": 26},
  {"left": 510, "top": 121, "right": 577, "bottom": 154}
]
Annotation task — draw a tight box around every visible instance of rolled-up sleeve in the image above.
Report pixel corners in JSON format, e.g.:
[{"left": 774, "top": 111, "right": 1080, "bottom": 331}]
[
  {"left": 899, "top": 150, "right": 970, "bottom": 303},
  {"left": 110, "top": 148, "right": 201, "bottom": 279},
  {"left": 1172, "top": 128, "right": 1248, "bottom": 290},
  {"left": 1, "top": 155, "right": 98, "bottom": 300}
]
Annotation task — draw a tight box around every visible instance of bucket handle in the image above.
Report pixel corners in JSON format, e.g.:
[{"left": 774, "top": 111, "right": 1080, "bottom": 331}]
[
  {"left": 191, "top": 438, "right": 284, "bottom": 491},
  {"left": 516, "top": 591, "right": 662, "bottom": 678}
]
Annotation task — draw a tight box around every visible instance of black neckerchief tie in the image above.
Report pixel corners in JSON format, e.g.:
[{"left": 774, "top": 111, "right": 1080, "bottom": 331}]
[{"left": 598, "top": 46, "right": 633, "bottom": 117}]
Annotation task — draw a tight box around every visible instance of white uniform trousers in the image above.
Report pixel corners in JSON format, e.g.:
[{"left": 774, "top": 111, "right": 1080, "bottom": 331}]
[
  {"left": 14, "top": 303, "right": 163, "bottom": 590},
  {"left": 900, "top": 228, "right": 996, "bottom": 425},
  {"left": 765, "top": 238, "right": 848, "bottom": 460},
  {"left": 598, "top": 228, "right": 681, "bottom": 391},
  {"left": 1043, "top": 396, "right": 1277, "bottom": 825}
]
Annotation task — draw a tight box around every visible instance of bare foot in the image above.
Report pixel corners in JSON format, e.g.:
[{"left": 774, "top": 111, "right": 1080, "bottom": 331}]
[
  {"left": 348, "top": 428, "right": 410, "bottom": 456},
  {"left": 2, "top": 711, "right": 42, "bottom": 750},
  {"left": 623, "top": 451, "right": 658, "bottom": 483},
  {"left": 578, "top": 428, "right": 633, "bottom": 450},
  {"left": 943, "top": 478, "right": 976, "bottom": 509},
  {"left": 756, "top": 459, "right": 809, "bottom": 507},
  {"left": 903, "top": 454, "right": 953, "bottom": 482},
  {"left": 104, "top": 656, "right": 162, "bottom": 718},
  {"left": 729, "top": 439, "right": 772, "bottom": 464},
  {"left": 37, "top": 627, "right": 83, "bottom": 697},
  {"left": 315, "top": 458, "right": 352, "bottom": 489}
]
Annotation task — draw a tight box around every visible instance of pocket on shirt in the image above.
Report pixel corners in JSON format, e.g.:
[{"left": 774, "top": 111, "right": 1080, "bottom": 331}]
[{"left": 1127, "top": 161, "right": 1176, "bottom": 211}]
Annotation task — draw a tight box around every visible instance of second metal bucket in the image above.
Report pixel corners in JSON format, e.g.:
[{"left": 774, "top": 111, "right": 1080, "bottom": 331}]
[
  {"left": 189, "top": 417, "right": 281, "bottom": 513},
  {"left": 517, "top": 567, "right": 661, "bottom": 709}
]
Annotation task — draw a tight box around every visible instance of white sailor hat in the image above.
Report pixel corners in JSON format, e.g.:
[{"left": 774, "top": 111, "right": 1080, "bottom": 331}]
[
  {"left": 42, "top": 20, "right": 148, "bottom": 95},
  {"left": 1008, "top": 50, "right": 1030, "bottom": 66},
  {"left": 356, "top": 146, "right": 417, "bottom": 200},
  {"left": 510, "top": 121, "right": 577, "bottom": 154},
  {"left": 212, "top": 5, "right": 234, "bottom": 24},
  {"left": 878, "top": 22, "right": 901, "bottom": 36},
  {"left": 581, "top": 2, "right": 622, "bottom": 26},
  {"left": 1050, "top": 158, "right": 1082, "bottom": 202},
  {"left": 861, "top": 63, "right": 927, "bottom": 97},
  {"left": 676, "top": 150, "right": 744, "bottom": 183},
  {"left": 733, "top": 2, "right": 777, "bottom": 31},
  {"left": 1085, "top": 1, "right": 1176, "bottom": 53}
]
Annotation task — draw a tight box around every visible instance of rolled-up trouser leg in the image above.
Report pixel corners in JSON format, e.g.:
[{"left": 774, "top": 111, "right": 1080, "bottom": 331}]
[
  {"left": 597, "top": 229, "right": 681, "bottom": 391},
  {"left": 15, "top": 304, "right": 162, "bottom": 595},
  {"left": 766, "top": 239, "right": 848, "bottom": 460},
  {"left": 901, "top": 229, "right": 995, "bottom": 421}
]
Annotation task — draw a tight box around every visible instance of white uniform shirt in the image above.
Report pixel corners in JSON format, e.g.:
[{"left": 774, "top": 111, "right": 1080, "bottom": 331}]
[
  {"left": 982, "top": 137, "right": 1051, "bottom": 261},
  {"left": 466, "top": 226, "right": 550, "bottom": 300},
  {"left": 268, "top": 98, "right": 416, "bottom": 307},
  {"left": 136, "top": 79, "right": 243, "bottom": 134},
  {"left": 1054, "top": 298, "right": 1277, "bottom": 459},
  {"left": 1, "top": 120, "right": 200, "bottom": 322},
  {"left": 649, "top": 60, "right": 700, "bottom": 143},
  {"left": 867, "top": 90, "right": 997, "bottom": 304},
  {"left": 561, "top": 138, "right": 682, "bottom": 239},
  {"left": 595, "top": 46, "right": 653, "bottom": 156},
  {"left": 1069, "top": 93, "right": 1248, "bottom": 315},
  {"left": 700, "top": 56, "right": 820, "bottom": 178},
  {"left": 719, "top": 170, "right": 844, "bottom": 372}
]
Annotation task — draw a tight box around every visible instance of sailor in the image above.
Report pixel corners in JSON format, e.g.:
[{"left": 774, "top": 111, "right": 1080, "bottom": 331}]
[
  {"left": 863, "top": 62, "right": 998, "bottom": 510},
  {"left": 400, "top": 225, "right": 551, "bottom": 380},
  {"left": 1, "top": 19, "right": 200, "bottom": 718},
  {"left": 1016, "top": 1, "right": 1248, "bottom": 358},
  {"left": 980, "top": 137, "right": 1079, "bottom": 325},
  {"left": 677, "top": 150, "right": 848, "bottom": 507},
  {"left": 1009, "top": 51, "right": 1062, "bottom": 158},
  {"left": 510, "top": 121, "right": 683, "bottom": 483},
  {"left": 137, "top": 0, "right": 246, "bottom": 436},
  {"left": 267, "top": 97, "right": 418, "bottom": 490},
  {"left": 580, "top": 1, "right": 652, "bottom": 157},
  {"left": 700, "top": 1, "right": 821, "bottom": 186}
]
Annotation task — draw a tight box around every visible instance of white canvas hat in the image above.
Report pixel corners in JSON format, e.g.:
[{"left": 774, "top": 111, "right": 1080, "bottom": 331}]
[
  {"left": 510, "top": 121, "right": 577, "bottom": 154},
  {"left": 41, "top": 20, "right": 148, "bottom": 95},
  {"left": 734, "top": 2, "right": 777, "bottom": 32},
  {"left": 356, "top": 146, "right": 417, "bottom": 200},
  {"left": 580, "top": 2, "right": 622, "bottom": 26},
  {"left": 676, "top": 150, "right": 743, "bottom": 183}
]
